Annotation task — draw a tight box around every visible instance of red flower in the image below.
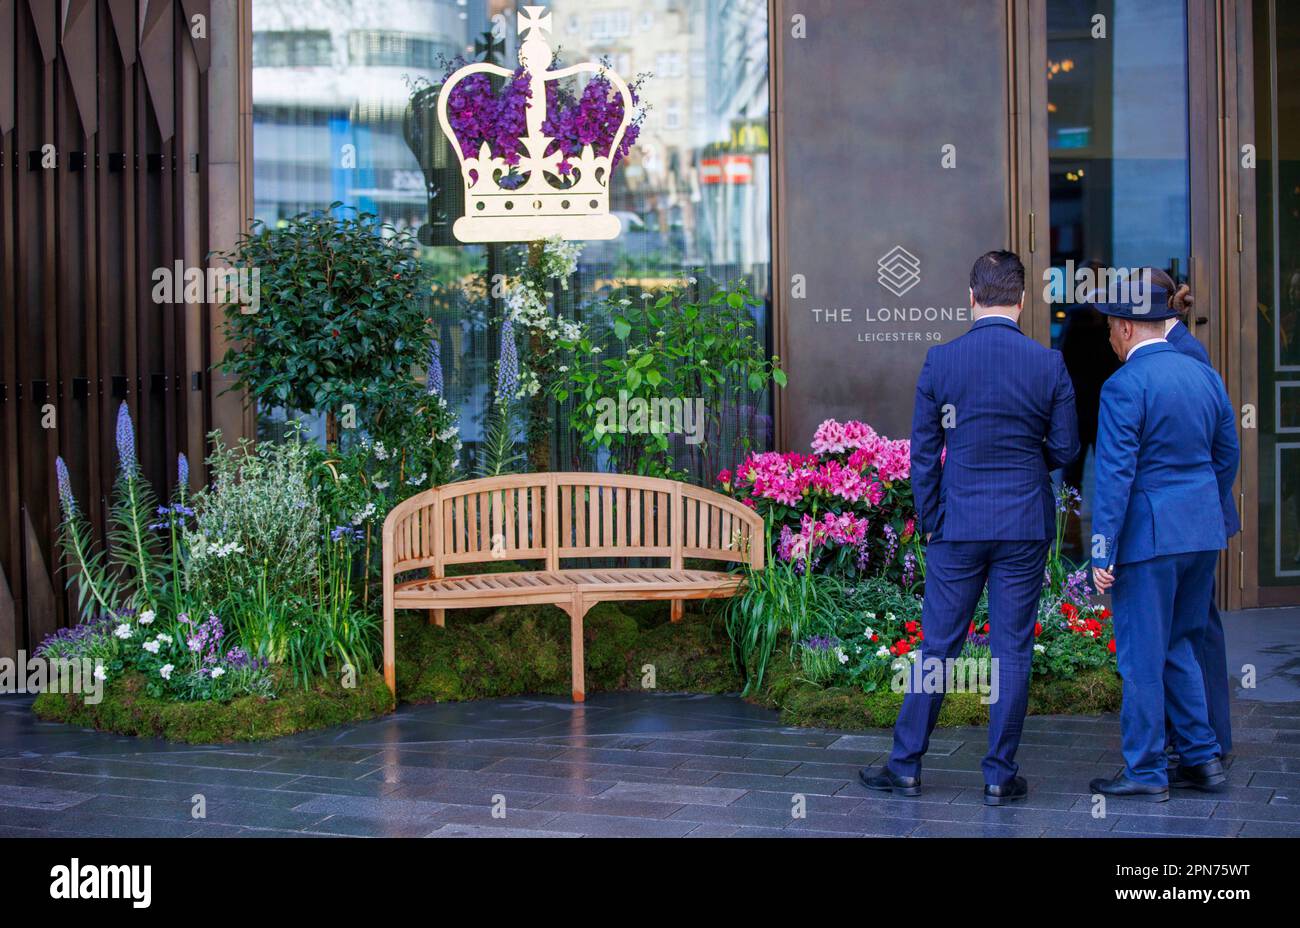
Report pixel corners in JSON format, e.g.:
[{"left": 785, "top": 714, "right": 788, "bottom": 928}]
[
  {"left": 1033, "top": 622, "right": 1042, "bottom": 637},
  {"left": 1107, "top": 639, "right": 1116, "bottom": 654},
  {"left": 968, "top": 621, "right": 976, "bottom": 635},
  {"left": 981, "top": 623, "right": 989, "bottom": 634},
  {"left": 905, "top": 621, "right": 918, "bottom": 634},
  {"left": 1099, "top": 608, "right": 1112, "bottom": 621},
  {"left": 1061, "top": 602, "right": 1078, "bottom": 621},
  {"left": 871, "top": 634, "right": 879, "bottom": 642},
  {"left": 895, "top": 640, "right": 911, "bottom": 656},
  {"left": 917, "top": 630, "right": 924, "bottom": 641}
]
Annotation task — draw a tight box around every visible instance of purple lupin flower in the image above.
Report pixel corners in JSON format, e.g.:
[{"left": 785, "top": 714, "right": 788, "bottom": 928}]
[
  {"left": 177, "top": 452, "right": 189, "bottom": 488},
  {"left": 496, "top": 317, "right": 519, "bottom": 402},
  {"left": 426, "top": 335, "right": 444, "bottom": 397},
  {"left": 54, "top": 456, "right": 76, "bottom": 517},
  {"left": 115, "top": 402, "right": 138, "bottom": 475}
]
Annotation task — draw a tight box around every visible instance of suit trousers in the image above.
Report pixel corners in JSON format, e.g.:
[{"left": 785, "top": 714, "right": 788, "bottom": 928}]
[
  {"left": 1113, "top": 550, "right": 1221, "bottom": 786},
  {"left": 888, "top": 538, "right": 1050, "bottom": 786}
]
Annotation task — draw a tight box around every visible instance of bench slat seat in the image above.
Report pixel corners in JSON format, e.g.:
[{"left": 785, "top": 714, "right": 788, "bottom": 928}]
[
  {"left": 394, "top": 567, "right": 741, "bottom": 603},
  {"left": 383, "top": 473, "right": 764, "bottom": 702}
]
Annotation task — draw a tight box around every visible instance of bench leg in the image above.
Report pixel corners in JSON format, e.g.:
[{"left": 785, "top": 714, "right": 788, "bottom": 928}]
[
  {"left": 383, "top": 592, "right": 396, "bottom": 697},
  {"left": 670, "top": 599, "right": 684, "bottom": 623},
  {"left": 428, "top": 609, "right": 445, "bottom": 627},
  {"left": 567, "top": 594, "right": 587, "bottom": 703}
]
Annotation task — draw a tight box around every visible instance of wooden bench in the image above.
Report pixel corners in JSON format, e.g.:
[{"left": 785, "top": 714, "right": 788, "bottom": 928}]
[{"left": 382, "top": 473, "right": 764, "bottom": 702}]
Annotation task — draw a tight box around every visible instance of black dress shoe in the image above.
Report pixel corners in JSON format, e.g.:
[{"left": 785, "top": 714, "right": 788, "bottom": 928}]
[
  {"left": 984, "top": 775, "right": 1028, "bottom": 806},
  {"left": 859, "top": 766, "right": 921, "bottom": 797},
  {"left": 1170, "top": 757, "right": 1228, "bottom": 793},
  {"left": 1089, "top": 774, "right": 1169, "bottom": 802}
]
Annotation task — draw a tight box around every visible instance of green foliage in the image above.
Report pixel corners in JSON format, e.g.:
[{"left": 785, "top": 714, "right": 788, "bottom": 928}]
[
  {"left": 477, "top": 394, "right": 523, "bottom": 477},
  {"left": 723, "top": 549, "right": 852, "bottom": 695},
  {"left": 184, "top": 432, "right": 321, "bottom": 608},
  {"left": 108, "top": 464, "right": 161, "bottom": 613},
  {"left": 215, "top": 204, "right": 431, "bottom": 437},
  {"left": 56, "top": 498, "right": 120, "bottom": 622},
  {"left": 552, "top": 279, "right": 785, "bottom": 479}
]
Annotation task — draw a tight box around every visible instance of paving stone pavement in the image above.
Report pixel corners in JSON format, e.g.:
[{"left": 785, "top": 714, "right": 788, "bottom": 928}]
[{"left": 1, "top": 686, "right": 1299, "bottom": 837}]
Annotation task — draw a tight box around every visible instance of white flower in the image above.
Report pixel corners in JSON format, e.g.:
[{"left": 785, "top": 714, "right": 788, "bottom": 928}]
[
  {"left": 876, "top": 646, "right": 891, "bottom": 658},
  {"left": 373, "top": 479, "right": 390, "bottom": 491},
  {"left": 142, "top": 639, "right": 161, "bottom": 654},
  {"left": 591, "top": 346, "right": 602, "bottom": 354},
  {"left": 1033, "top": 644, "right": 1046, "bottom": 653},
  {"left": 885, "top": 612, "right": 896, "bottom": 622},
  {"left": 138, "top": 610, "right": 155, "bottom": 625},
  {"left": 160, "top": 664, "right": 174, "bottom": 680},
  {"left": 114, "top": 623, "right": 132, "bottom": 640},
  {"left": 93, "top": 665, "right": 106, "bottom": 682},
  {"left": 835, "top": 647, "right": 848, "bottom": 665},
  {"left": 210, "top": 667, "right": 225, "bottom": 679},
  {"left": 156, "top": 633, "right": 173, "bottom": 644},
  {"left": 373, "top": 441, "right": 389, "bottom": 460},
  {"left": 863, "top": 626, "right": 876, "bottom": 639}
]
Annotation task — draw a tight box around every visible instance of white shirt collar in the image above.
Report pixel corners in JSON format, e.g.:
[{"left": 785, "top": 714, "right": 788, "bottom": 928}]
[
  {"left": 1163, "top": 317, "right": 1178, "bottom": 334},
  {"left": 974, "top": 312, "right": 1020, "bottom": 323},
  {"left": 1126, "top": 337, "right": 1167, "bottom": 361}
]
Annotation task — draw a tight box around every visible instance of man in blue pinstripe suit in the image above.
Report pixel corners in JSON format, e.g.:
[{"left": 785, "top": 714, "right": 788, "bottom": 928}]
[{"left": 861, "top": 250, "right": 1080, "bottom": 805}]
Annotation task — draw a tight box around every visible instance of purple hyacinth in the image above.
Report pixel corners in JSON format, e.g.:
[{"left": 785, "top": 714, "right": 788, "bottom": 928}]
[
  {"left": 426, "top": 335, "right": 444, "bottom": 397},
  {"left": 115, "top": 402, "right": 137, "bottom": 475},
  {"left": 55, "top": 456, "right": 76, "bottom": 517},
  {"left": 177, "top": 452, "right": 189, "bottom": 488},
  {"left": 496, "top": 317, "right": 519, "bottom": 402}
]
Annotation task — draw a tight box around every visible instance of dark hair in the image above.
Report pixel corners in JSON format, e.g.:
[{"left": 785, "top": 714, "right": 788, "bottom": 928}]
[
  {"left": 1144, "top": 267, "right": 1194, "bottom": 316},
  {"left": 970, "top": 250, "right": 1025, "bottom": 308}
]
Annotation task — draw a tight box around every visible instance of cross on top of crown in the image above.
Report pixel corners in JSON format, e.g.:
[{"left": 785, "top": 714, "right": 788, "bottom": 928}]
[{"left": 519, "top": 6, "right": 552, "bottom": 38}]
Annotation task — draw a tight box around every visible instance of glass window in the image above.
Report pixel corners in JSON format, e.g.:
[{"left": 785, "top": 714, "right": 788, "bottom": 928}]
[
  {"left": 252, "top": 0, "right": 774, "bottom": 478},
  {"left": 1045, "top": 0, "right": 1191, "bottom": 556}
]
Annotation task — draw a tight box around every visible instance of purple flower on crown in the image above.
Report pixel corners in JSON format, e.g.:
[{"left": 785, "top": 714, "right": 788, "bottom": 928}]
[
  {"left": 426, "top": 335, "right": 444, "bottom": 397},
  {"left": 55, "top": 456, "right": 76, "bottom": 517},
  {"left": 177, "top": 452, "right": 189, "bottom": 489},
  {"left": 496, "top": 317, "right": 519, "bottom": 402},
  {"left": 115, "top": 402, "right": 138, "bottom": 476}
]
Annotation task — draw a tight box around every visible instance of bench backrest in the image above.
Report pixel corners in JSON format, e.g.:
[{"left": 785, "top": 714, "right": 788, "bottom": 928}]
[{"left": 383, "top": 473, "right": 765, "bottom": 578}]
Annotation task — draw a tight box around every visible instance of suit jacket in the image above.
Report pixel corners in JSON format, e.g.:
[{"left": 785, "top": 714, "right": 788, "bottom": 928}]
[
  {"left": 1092, "top": 341, "right": 1239, "bottom": 566},
  {"left": 1167, "top": 320, "right": 1242, "bottom": 537},
  {"left": 910, "top": 315, "right": 1080, "bottom": 541}
]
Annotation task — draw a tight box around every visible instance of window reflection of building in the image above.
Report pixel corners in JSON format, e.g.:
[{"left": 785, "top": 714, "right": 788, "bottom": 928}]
[{"left": 251, "top": 0, "right": 774, "bottom": 463}]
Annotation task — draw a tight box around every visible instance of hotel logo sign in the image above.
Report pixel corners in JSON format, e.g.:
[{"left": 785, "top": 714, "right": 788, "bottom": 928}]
[{"left": 877, "top": 245, "right": 921, "bottom": 297}]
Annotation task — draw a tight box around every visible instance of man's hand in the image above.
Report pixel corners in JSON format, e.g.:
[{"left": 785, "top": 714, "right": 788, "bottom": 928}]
[{"left": 1093, "top": 565, "right": 1115, "bottom": 593}]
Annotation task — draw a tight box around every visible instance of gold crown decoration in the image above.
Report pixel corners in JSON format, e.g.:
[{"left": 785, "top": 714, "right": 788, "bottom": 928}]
[{"left": 437, "top": 5, "right": 635, "bottom": 243}]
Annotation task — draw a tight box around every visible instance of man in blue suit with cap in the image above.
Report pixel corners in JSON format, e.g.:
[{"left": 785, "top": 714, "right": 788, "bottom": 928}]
[{"left": 1089, "top": 281, "right": 1239, "bottom": 801}]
